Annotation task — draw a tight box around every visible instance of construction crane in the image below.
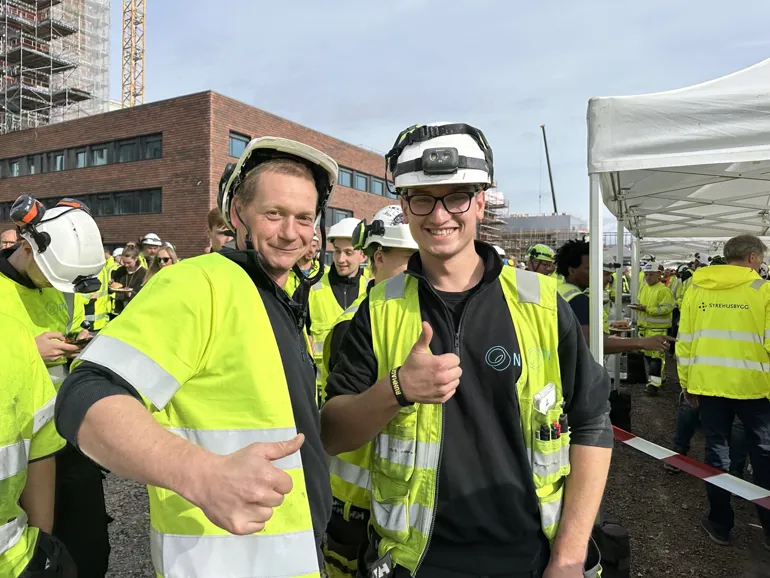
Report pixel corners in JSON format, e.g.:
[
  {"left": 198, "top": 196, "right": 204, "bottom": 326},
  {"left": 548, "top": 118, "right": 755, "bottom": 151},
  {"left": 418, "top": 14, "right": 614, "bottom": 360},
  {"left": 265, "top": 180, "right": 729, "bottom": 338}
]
[{"left": 122, "top": 0, "right": 146, "bottom": 108}]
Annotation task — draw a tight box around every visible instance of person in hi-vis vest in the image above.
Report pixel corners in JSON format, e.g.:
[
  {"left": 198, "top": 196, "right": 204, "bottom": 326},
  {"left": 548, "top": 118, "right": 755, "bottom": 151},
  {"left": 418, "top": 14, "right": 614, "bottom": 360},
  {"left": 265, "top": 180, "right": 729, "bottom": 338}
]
[
  {"left": 56, "top": 137, "right": 341, "bottom": 577},
  {"left": 321, "top": 122, "right": 611, "bottom": 578}
]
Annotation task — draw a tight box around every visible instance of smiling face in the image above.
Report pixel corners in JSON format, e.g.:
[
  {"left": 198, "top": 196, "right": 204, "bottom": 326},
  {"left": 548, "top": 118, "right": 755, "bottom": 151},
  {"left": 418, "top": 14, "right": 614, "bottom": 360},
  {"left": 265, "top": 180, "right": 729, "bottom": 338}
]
[
  {"left": 332, "top": 238, "right": 365, "bottom": 277},
  {"left": 400, "top": 184, "right": 483, "bottom": 260},
  {"left": 156, "top": 248, "right": 174, "bottom": 268},
  {"left": 231, "top": 168, "right": 317, "bottom": 285}
]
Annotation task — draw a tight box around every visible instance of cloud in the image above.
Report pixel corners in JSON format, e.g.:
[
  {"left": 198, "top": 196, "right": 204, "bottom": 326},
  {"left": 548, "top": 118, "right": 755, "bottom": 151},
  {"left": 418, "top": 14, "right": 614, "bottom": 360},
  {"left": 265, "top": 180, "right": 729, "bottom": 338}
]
[{"left": 111, "top": 0, "right": 770, "bottom": 221}]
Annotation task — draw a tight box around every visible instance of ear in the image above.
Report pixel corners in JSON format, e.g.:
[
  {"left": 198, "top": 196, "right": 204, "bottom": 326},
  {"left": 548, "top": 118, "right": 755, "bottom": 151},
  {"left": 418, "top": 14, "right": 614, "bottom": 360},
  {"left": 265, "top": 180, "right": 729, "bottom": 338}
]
[
  {"left": 399, "top": 195, "right": 410, "bottom": 224},
  {"left": 474, "top": 190, "right": 486, "bottom": 220},
  {"left": 374, "top": 248, "right": 385, "bottom": 268}
]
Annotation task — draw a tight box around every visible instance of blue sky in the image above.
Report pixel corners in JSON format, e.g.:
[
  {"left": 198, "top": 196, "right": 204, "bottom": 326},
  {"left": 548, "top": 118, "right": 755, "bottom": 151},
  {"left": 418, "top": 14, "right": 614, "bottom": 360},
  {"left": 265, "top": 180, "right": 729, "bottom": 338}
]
[{"left": 109, "top": 0, "right": 770, "bottom": 222}]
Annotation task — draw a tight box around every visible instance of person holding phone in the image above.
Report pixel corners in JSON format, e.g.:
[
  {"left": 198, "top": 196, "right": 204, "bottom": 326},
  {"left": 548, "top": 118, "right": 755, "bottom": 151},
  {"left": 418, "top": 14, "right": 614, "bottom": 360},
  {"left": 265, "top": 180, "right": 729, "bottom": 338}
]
[{"left": 109, "top": 247, "right": 147, "bottom": 315}]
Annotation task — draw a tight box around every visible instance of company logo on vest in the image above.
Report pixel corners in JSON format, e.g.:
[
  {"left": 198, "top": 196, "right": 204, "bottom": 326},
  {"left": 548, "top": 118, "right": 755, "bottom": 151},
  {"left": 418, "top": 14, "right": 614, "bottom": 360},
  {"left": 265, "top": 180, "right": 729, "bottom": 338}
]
[{"left": 485, "top": 346, "right": 516, "bottom": 371}]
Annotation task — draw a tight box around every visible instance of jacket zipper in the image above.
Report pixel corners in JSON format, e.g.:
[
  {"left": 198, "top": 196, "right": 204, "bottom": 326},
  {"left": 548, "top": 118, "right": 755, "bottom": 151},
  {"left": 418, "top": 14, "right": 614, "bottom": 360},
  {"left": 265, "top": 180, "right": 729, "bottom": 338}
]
[{"left": 413, "top": 278, "right": 492, "bottom": 574}]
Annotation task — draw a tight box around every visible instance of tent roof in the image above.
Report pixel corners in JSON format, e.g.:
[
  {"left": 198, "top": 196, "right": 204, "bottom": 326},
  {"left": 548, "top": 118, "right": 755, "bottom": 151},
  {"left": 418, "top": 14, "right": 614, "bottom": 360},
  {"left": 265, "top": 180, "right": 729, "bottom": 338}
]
[{"left": 587, "top": 59, "right": 770, "bottom": 238}]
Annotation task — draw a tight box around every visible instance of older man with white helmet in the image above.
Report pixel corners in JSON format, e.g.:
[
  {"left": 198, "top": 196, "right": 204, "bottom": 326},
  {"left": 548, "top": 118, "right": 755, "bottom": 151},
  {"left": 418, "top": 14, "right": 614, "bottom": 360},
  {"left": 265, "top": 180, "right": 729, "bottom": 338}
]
[{"left": 0, "top": 194, "right": 109, "bottom": 577}]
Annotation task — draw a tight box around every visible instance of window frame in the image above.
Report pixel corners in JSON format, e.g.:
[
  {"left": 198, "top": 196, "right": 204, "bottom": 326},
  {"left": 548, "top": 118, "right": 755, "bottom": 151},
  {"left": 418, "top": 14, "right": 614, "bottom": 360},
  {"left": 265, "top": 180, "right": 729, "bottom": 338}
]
[
  {"left": 51, "top": 151, "right": 65, "bottom": 172},
  {"left": 229, "top": 131, "right": 250, "bottom": 158},
  {"left": 353, "top": 172, "right": 369, "bottom": 192},
  {"left": 91, "top": 145, "right": 108, "bottom": 167},
  {"left": 74, "top": 148, "right": 87, "bottom": 169},
  {"left": 338, "top": 168, "right": 353, "bottom": 188},
  {"left": 371, "top": 178, "right": 385, "bottom": 196},
  {"left": 117, "top": 139, "right": 139, "bottom": 163},
  {"left": 143, "top": 134, "right": 162, "bottom": 160},
  {"left": 10, "top": 159, "right": 19, "bottom": 177}
]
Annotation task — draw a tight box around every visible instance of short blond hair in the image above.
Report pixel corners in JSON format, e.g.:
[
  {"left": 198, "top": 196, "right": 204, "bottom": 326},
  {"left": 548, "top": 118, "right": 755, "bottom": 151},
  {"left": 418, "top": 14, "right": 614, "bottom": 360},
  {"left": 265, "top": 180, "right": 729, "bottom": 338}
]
[{"left": 237, "top": 158, "right": 316, "bottom": 207}]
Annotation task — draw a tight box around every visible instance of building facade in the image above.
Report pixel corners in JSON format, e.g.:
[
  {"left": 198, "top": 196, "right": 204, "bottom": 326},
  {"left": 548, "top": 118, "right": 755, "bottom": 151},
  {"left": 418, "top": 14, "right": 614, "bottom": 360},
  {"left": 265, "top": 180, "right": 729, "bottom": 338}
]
[
  {"left": 0, "top": 91, "right": 395, "bottom": 256},
  {"left": 500, "top": 213, "right": 588, "bottom": 262}
]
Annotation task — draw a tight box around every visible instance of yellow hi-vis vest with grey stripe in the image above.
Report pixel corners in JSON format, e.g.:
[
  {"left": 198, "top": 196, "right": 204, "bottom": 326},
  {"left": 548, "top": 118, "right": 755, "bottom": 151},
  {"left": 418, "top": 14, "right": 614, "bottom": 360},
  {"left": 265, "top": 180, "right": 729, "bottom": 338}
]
[
  {"left": 368, "top": 268, "right": 568, "bottom": 573},
  {"left": 637, "top": 282, "right": 674, "bottom": 330},
  {"left": 676, "top": 265, "right": 770, "bottom": 400},
  {"left": 308, "top": 270, "right": 367, "bottom": 399},
  {"left": 74, "top": 253, "right": 319, "bottom": 578},
  {"left": 0, "top": 312, "right": 64, "bottom": 578},
  {"left": 77, "top": 259, "right": 114, "bottom": 330},
  {"left": 558, "top": 282, "right": 609, "bottom": 334},
  {"left": 0, "top": 273, "right": 83, "bottom": 389},
  {"left": 322, "top": 294, "right": 372, "bottom": 512}
]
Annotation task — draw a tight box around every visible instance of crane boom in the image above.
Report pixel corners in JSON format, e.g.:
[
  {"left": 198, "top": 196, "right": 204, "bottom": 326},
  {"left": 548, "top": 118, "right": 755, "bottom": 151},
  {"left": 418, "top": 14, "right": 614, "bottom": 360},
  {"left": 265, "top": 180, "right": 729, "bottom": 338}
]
[{"left": 122, "top": 0, "right": 146, "bottom": 107}]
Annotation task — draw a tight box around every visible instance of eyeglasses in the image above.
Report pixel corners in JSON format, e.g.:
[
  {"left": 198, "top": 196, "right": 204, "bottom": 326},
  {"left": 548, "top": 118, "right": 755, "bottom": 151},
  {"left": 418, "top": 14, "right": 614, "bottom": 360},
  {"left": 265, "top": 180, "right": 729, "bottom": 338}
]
[
  {"left": 403, "top": 191, "right": 477, "bottom": 217},
  {"left": 157, "top": 257, "right": 172, "bottom": 264}
]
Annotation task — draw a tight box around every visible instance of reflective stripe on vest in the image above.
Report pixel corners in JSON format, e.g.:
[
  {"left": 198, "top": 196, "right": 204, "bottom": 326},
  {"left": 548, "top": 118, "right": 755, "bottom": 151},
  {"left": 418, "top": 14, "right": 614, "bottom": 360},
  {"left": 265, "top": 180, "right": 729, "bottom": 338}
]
[
  {"left": 74, "top": 254, "right": 320, "bottom": 577},
  {"left": 47, "top": 364, "right": 68, "bottom": 387},
  {"left": 678, "top": 330, "right": 763, "bottom": 344},
  {"left": 0, "top": 512, "right": 27, "bottom": 557},
  {"left": 324, "top": 294, "right": 372, "bottom": 510},
  {"left": 557, "top": 283, "right": 583, "bottom": 303},
  {"left": 677, "top": 355, "right": 770, "bottom": 372},
  {"left": 367, "top": 268, "right": 568, "bottom": 572},
  {"left": 33, "top": 395, "right": 56, "bottom": 434},
  {"left": 0, "top": 440, "right": 30, "bottom": 480}
]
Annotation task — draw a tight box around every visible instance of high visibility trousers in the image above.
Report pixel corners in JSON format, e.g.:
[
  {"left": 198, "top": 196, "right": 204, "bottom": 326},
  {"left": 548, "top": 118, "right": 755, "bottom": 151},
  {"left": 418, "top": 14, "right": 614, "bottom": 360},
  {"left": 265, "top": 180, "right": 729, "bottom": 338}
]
[
  {"left": 53, "top": 445, "right": 111, "bottom": 578},
  {"left": 639, "top": 327, "right": 667, "bottom": 388}
]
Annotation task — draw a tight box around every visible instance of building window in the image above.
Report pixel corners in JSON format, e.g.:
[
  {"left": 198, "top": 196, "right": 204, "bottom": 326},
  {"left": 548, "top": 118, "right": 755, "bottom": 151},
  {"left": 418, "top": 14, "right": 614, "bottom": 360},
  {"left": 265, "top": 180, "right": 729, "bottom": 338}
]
[
  {"left": 338, "top": 169, "right": 353, "bottom": 188},
  {"left": 92, "top": 146, "right": 108, "bottom": 166},
  {"left": 144, "top": 135, "right": 162, "bottom": 159},
  {"left": 27, "top": 156, "right": 36, "bottom": 175},
  {"left": 326, "top": 207, "right": 353, "bottom": 226},
  {"left": 118, "top": 140, "right": 138, "bottom": 163},
  {"left": 371, "top": 178, "right": 384, "bottom": 196},
  {"left": 75, "top": 150, "right": 87, "bottom": 168},
  {"left": 353, "top": 173, "right": 368, "bottom": 192},
  {"left": 92, "top": 193, "right": 115, "bottom": 216},
  {"left": 52, "top": 152, "right": 64, "bottom": 171},
  {"left": 229, "top": 132, "right": 250, "bottom": 158},
  {"left": 10, "top": 160, "right": 19, "bottom": 177}
]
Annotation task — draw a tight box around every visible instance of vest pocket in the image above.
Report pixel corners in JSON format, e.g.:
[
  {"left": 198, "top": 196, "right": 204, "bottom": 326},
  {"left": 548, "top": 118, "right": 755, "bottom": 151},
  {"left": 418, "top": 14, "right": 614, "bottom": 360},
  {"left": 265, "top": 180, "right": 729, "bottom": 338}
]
[
  {"left": 531, "top": 409, "right": 571, "bottom": 487},
  {"left": 371, "top": 473, "right": 411, "bottom": 543}
]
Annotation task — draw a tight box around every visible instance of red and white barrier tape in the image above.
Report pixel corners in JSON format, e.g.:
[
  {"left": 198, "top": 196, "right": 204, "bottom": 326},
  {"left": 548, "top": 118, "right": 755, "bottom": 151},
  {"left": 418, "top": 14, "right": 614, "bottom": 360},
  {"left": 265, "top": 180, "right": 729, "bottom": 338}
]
[{"left": 612, "top": 426, "right": 770, "bottom": 511}]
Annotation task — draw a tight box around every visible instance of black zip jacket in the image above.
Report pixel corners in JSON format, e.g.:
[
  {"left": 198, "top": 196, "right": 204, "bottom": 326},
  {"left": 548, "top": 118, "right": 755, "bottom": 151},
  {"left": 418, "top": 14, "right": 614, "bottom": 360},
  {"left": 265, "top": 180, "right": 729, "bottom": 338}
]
[
  {"left": 55, "top": 250, "right": 332, "bottom": 562},
  {"left": 325, "top": 242, "right": 612, "bottom": 575}
]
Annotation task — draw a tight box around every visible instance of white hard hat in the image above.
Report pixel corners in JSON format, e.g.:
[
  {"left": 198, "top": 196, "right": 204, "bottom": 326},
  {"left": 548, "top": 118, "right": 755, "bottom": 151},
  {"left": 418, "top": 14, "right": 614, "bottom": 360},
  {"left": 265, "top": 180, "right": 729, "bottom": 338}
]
[
  {"left": 642, "top": 262, "right": 656, "bottom": 272},
  {"left": 141, "top": 233, "right": 162, "bottom": 246},
  {"left": 386, "top": 123, "right": 493, "bottom": 190},
  {"left": 218, "top": 136, "right": 339, "bottom": 233},
  {"left": 360, "top": 205, "right": 418, "bottom": 251},
  {"left": 113, "top": 247, "right": 124, "bottom": 257},
  {"left": 21, "top": 204, "right": 105, "bottom": 293},
  {"left": 492, "top": 245, "right": 505, "bottom": 257},
  {"left": 328, "top": 217, "right": 361, "bottom": 241}
]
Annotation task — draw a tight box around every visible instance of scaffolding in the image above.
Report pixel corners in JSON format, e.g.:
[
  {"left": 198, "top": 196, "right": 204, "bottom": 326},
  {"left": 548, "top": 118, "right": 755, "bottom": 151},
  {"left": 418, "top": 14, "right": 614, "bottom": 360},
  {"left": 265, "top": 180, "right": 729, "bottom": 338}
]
[
  {"left": 500, "top": 229, "right": 588, "bottom": 263},
  {"left": 0, "top": 0, "right": 109, "bottom": 134},
  {"left": 478, "top": 190, "right": 509, "bottom": 246}
]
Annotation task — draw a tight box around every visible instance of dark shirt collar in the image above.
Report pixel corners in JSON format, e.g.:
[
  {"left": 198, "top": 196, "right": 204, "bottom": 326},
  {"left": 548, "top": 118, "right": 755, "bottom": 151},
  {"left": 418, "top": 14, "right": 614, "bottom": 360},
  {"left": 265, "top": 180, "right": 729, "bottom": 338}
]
[
  {"left": 0, "top": 246, "right": 36, "bottom": 289},
  {"left": 329, "top": 264, "right": 362, "bottom": 286},
  {"left": 405, "top": 241, "right": 502, "bottom": 288}
]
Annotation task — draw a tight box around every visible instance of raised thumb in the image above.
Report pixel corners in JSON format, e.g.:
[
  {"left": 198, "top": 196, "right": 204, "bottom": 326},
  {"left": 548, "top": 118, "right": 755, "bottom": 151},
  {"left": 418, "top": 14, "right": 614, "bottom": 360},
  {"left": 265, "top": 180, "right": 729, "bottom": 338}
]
[
  {"left": 412, "top": 321, "right": 433, "bottom": 353},
  {"left": 254, "top": 434, "right": 305, "bottom": 461}
]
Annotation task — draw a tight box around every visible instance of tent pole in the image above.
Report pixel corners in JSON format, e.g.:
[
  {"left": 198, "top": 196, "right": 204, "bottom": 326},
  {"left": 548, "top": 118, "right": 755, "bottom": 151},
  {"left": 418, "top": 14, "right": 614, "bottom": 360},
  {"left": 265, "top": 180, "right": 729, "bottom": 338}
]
[
  {"left": 631, "top": 236, "right": 640, "bottom": 328},
  {"left": 613, "top": 214, "right": 623, "bottom": 389},
  {"left": 589, "top": 173, "right": 604, "bottom": 362}
]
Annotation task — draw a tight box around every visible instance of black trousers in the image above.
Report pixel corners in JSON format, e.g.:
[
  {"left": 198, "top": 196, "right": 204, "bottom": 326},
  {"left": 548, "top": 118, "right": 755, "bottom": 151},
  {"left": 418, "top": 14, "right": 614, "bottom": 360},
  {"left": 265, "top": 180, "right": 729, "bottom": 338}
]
[
  {"left": 53, "top": 445, "right": 111, "bottom": 578},
  {"left": 20, "top": 531, "right": 77, "bottom": 578}
]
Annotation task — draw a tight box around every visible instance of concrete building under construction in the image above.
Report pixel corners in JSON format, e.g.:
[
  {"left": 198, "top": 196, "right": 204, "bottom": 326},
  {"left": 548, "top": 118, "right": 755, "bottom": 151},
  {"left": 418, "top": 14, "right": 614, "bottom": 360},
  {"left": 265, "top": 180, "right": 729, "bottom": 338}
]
[
  {"left": 478, "top": 189, "right": 509, "bottom": 247},
  {"left": 0, "top": 0, "right": 109, "bottom": 134},
  {"left": 500, "top": 213, "right": 588, "bottom": 262}
]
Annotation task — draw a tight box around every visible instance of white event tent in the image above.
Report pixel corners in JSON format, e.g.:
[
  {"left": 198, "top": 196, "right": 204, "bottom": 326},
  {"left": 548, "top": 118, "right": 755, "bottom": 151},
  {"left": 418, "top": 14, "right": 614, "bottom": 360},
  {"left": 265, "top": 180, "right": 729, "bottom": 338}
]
[{"left": 586, "top": 58, "right": 770, "bottom": 360}]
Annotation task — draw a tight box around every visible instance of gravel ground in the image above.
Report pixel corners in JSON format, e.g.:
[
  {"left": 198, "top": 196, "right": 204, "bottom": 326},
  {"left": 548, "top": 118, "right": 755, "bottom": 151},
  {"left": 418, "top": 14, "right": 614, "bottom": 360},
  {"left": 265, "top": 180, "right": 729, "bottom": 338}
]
[
  {"left": 102, "top": 354, "right": 770, "bottom": 577},
  {"left": 603, "top": 355, "right": 770, "bottom": 578}
]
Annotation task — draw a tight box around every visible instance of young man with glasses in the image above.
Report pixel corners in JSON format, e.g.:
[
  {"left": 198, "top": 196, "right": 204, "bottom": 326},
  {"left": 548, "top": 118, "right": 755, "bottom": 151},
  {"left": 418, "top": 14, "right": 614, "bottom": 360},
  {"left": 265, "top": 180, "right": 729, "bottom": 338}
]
[{"left": 321, "top": 123, "right": 611, "bottom": 578}]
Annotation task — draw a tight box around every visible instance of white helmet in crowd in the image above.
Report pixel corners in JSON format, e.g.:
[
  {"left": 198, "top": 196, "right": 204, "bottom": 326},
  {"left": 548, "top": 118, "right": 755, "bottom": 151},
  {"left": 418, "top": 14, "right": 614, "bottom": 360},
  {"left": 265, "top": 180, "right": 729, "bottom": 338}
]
[
  {"left": 493, "top": 245, "right": 505, "bottom": 257},
  {"left": 11, "top": 195, "right": 104, "bottom": 293},
  {"left": 113, "top": 247, "right": 124, "bottom": 257},
  {"left": 386, "top": 122, "right": 494, "bottom": 190},
  {"left": 641, "top": 262, "right": 657, "bottom": 272},
  {"left": 760, "top": 262, "right": 769, "bottom": 279},
  {"left": 327, "top": 217, "right": 361, "bottom": 241},
  {"left": 141, "top": 233, "right": 162, "bottom": 247},
  {"left": 354, "top": 205, "right": 418, "bottom": 251}
]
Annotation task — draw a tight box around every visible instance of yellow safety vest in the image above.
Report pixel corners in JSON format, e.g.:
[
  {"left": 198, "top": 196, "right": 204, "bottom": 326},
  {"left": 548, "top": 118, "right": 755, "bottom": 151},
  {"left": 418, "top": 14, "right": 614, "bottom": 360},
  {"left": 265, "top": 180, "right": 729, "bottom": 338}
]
[
  {"left": 308, "top": 271, "right": 367, "bottom": 396},
  {"left": 0, "top": 312, "right": 65, "bottom": 578},
  {"left": 637, "top": 282, "right": 674, "bottom": 330},
  {"left": 676, "top": 265, "right": 770, "bottom": 400},
  {"left": 75, "top": 253, "right": 319, "bottom": 578},
  {"left": 368, "top": 268, "right": 568, "bottom": 572},
  {"left": 0, "top": 273, "right": 84, "bottom": 388},
  {"left": 285, "top": 261, "right": 321, "bottom": 298},
  {"left": 558, "top": 282, "right": 608, "bottom": 334},
  {"left": 550, "top": 272, "right": 564, "bottom": 285},
  {"left": 675, "top": 274, "right": 693, "bottom": 309},
  {"left": 322, "top": 294, "right": 372, "bottom": 512}
]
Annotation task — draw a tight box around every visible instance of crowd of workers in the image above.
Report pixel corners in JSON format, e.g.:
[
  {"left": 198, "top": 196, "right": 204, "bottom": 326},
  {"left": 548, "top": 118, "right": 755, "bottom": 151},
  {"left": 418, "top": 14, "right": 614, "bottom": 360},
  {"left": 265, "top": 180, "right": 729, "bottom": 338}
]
[{"left": 1, "top": 121, "right": 768, "bottom": 578}]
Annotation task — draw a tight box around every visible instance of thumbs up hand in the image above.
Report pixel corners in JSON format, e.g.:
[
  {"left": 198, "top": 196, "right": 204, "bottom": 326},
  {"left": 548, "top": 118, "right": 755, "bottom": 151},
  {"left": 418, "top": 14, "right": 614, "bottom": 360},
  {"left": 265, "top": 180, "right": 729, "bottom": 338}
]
[
  {"left": 397, "top": 322, "right": 462, "bottom": 404},
  {"left": 193, "top": 434, "right": 305, "bottom": 535}
]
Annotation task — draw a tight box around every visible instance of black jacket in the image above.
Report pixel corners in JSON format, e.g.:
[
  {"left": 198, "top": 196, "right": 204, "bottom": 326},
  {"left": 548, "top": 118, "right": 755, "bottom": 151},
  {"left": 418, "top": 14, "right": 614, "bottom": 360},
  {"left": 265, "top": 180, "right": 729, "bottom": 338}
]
[
  {"left": 55, "top": 250, "right": 331, "bottom": 561},
  {"left": 325, "top": 242, "right": 612, "bottom": 574}
]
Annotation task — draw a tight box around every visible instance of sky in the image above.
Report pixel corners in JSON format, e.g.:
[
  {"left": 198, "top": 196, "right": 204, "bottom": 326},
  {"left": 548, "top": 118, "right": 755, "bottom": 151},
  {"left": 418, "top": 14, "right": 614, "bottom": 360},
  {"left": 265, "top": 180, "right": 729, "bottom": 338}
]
[{"left": 108, "top": 0, "right": 770, "bottom": 225}]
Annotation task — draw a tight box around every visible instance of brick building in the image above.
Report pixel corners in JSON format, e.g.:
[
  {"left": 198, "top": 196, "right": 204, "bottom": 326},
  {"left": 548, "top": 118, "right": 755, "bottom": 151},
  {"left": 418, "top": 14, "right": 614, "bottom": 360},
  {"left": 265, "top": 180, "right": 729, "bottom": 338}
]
[{"left": 0, "top": 91, "right": 395, "bottom": 256}]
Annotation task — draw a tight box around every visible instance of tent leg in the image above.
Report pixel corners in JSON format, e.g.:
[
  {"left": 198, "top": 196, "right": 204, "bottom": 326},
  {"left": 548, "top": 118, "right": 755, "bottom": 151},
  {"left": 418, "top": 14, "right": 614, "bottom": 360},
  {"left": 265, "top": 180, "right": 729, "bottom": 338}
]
[
  {"left": 589, "top": 173, "right": 604, "bottom": 362},
  {"left": 631, "top": 236, "right": 640, "bottom": 329},
  {"left": 613, "top": 216, "right": 623, "bottom": 389}
]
